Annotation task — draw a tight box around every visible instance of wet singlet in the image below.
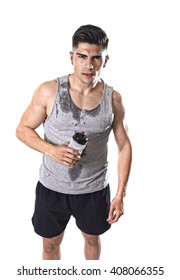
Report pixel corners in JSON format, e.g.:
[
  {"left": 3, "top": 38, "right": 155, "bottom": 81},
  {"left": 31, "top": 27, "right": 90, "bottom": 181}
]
[{"left": 39, "top": 75, "right": 114, "bottom": 194}]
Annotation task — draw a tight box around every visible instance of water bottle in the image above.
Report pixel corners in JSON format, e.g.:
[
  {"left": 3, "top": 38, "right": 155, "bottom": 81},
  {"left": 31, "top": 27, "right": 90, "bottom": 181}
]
[{"left": 68, "top": 132, "right": 88, "bottom": 154}]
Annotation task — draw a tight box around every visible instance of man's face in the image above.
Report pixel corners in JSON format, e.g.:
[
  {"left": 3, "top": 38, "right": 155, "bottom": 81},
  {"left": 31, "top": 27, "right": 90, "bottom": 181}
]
[{"left": 70, "top": 43, "right": 109, "bottom": 85}]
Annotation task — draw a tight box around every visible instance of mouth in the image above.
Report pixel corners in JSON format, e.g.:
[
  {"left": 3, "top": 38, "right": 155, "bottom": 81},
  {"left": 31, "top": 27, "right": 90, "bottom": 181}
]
[{"left": 82, "top": 73, "right": 94, "bottom": 77}]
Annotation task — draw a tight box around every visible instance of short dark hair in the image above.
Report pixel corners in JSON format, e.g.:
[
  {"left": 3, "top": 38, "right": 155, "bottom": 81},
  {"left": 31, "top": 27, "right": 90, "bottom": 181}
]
[{"left": 72, "top": 24, "right": 109, "bottom": 50}]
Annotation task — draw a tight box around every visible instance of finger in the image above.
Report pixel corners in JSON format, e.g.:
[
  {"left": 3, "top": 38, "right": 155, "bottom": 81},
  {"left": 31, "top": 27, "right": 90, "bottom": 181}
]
[
  {"left": 107, "top": 207, "right": 114, "bottom": 222},
  {"left": 66, "top": 154, "right": 81, "bottom": 164},
  {"left": 56, "top": 153, "right": 75, "bottom": 165},
  {"left": 107, "top": 211, "right": 124, "bottom": 224},
  {"left": 61, "top": 159, "right": 77, "bottom": 167},
  {"left": 110, "top": 213, "right": 119, "bottom": 223},
  {"left": 107, "top": 210, "right": 117, "bottom": 224},
  {"left": 114, "top": 211, "right": 122, "bottom": 222},
  {"left": 63, "top": 156, "right": 79, "bottom": 165},
  {"left": 62, "top": 149, "right": 81, "bottom": 162},
  {"left": 66, "top": 147, "right": 81, "bottom": 156}
]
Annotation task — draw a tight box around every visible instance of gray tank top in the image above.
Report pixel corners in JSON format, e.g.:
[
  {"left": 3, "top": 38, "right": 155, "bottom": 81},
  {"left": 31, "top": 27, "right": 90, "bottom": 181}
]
[{"left": 39, "top": 75, "right": 114, "bottom": 194}]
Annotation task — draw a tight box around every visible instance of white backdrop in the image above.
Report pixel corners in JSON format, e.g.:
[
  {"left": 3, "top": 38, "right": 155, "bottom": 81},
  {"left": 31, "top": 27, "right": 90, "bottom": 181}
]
[{"left": 0, "top": 0, "right": 180, "bottom": 279}]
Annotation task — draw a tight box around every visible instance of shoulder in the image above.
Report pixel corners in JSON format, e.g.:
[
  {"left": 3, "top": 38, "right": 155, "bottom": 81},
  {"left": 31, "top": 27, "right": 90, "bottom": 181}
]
[
  {"left": 32, "top": 79, "right": 57, "bottom": 105},
  {"left": 35, "top": 79, "right": 57, "bottom": 98},
  {"left": 112, "top": 90, "right": 125, "bottom": 119},
  {"left": 112, "top": 90, "right": 122, "bottom": 103}
]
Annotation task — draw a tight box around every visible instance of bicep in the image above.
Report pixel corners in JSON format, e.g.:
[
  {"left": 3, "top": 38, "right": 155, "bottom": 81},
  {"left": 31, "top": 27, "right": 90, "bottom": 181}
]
[
  {"left": 20, "top": 101, "right": 47, "bottom": 130},
  {"left": 19, "top": 87, "right": 48, "bottom": 129},
  {"left": 112, "top": 91, "right": 129, "bottom": 149},
  {"left": 18, "top": 80, "right": 57, "bottom": 129}
]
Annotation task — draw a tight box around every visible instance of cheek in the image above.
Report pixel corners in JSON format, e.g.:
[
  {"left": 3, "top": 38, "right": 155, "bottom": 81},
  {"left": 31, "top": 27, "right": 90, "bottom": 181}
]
[
  {"left": 96, "top": 61, "right": 104, "bottom": 68},
  {"left": 74, "top": 60, "right": 83, "bottom": 69},
  {"left": 96, "top": 63, "right": 104, "bottom": 71},
  {"left": 73, "top": 63, "right": 82, "bottom": 73}
]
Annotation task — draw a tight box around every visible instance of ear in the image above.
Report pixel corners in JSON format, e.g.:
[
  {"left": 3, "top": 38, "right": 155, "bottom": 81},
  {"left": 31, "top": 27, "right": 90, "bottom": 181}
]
[
  {"left": 70, "top": 51, "right": 74, "bottom": 65},
  {"left": 103, "top": 55, "right": 109, "bottom": 68}
]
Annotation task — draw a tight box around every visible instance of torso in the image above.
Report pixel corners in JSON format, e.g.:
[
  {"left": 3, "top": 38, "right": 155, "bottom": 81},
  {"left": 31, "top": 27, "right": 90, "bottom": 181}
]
[{"left": 39, "top": 75, "right": 114, "bottom": 194}]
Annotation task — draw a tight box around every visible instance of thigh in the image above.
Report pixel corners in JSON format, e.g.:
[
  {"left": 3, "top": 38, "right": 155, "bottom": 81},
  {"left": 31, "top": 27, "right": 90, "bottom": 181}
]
[
  {"left": 74, "top": 185, "right": 111, "bottom": 235},
  {"left": 32, "top": 181, "right": 71, "bottom": 238}
]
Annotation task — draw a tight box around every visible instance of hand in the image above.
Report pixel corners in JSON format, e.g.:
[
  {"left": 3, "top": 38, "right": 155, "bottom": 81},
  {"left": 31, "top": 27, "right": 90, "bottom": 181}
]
[
  {"left": 106, "top": 196, "right": 124, "bottom": 224},
  {"left": 49, "top": 144, "right": 81, "bottom": 167}
]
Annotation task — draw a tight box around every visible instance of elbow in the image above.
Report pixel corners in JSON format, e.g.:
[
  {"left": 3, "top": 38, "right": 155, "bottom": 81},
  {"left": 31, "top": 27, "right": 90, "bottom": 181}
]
[
  {"left": 15, "top": 125, "right": 23, "bottom": 141},
  {"left": 119, "top": 138, "right": 132, "bottom": 152},
  {"left": 119, "top": 139, "right": 132, "bottom": 160}
]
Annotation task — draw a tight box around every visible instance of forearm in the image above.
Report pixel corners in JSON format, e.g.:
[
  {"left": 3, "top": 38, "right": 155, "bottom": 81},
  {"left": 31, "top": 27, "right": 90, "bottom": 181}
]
[
  {"left": 107, "top": 141, "right": 132, "bottom": 224},
  {"left": 16, "top": 125, "right": 53, "bottom": 156},
  {"left": 116, "top": 139, "right": 132, "bottom": 199}
]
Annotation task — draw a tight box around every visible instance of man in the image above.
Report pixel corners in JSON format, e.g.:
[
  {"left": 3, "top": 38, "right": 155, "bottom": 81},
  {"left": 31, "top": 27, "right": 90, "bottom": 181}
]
[{"left": 16, "top": 24, "right": 132, "bottom": 260}]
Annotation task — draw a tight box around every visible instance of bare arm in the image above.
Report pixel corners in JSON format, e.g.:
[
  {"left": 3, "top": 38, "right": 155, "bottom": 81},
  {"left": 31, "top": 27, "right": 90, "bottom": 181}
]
[
  {"left": 107, "top": 90, "right": 132, "bottom": 224},
  {"left": 16, "top": 80, "right": 80, "bottom": 167}
]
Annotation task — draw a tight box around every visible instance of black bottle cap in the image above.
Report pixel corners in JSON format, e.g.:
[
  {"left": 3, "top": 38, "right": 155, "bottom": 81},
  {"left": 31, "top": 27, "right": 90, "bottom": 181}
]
[{"left": 73, "top": 132, "right": 88, "bottom": 145}]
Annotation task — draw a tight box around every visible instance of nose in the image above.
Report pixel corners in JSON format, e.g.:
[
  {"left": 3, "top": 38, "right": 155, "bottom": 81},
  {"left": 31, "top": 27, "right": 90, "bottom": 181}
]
[{"left": 85, "top": 58, "right": 94, "bottom": 70}]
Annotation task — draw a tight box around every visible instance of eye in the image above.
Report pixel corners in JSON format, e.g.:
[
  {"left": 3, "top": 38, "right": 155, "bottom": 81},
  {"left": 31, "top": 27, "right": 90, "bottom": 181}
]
[
  {"left": 78, "top": 54, "right": 86, "bottom": 59},
  {"left": 93, "top": 56, "right": 102, "bottom": 61}
]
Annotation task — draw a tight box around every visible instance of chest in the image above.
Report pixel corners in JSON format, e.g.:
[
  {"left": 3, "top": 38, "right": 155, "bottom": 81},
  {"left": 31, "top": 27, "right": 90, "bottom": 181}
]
[
  {"left": 46, "top": 88, "right": 113, "bottom": 137},
  {"left": 69, "top": 89, "right": 104, "bottom": 111}
]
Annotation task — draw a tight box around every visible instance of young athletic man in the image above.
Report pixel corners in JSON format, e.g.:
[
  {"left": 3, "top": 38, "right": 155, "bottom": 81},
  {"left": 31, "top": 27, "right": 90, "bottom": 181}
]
[{"left": 16, "top": 24, "right": 132, "bottom": 260}]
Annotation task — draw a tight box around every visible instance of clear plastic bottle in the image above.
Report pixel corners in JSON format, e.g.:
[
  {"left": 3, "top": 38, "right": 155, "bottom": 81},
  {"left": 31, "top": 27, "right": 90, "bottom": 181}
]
[{"left": 68, "top": 132, "right": 88, "bottom": 154}]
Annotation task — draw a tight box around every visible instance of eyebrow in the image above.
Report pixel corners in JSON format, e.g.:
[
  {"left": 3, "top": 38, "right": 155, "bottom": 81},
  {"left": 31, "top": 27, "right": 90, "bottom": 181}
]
[{"left": 76, "top": 52, "right": 102, "bottom": 59}]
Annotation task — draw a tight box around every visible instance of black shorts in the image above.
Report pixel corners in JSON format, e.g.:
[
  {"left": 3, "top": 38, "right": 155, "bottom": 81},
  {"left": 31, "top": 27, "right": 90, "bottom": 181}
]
[{"left": 32, "top": 181, "right": 111, "bottom": 238}]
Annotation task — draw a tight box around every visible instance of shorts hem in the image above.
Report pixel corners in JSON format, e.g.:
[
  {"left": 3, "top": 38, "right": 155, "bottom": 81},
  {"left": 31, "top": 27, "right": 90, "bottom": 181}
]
[
  {"left": 76, "top": 223, "right": 111, "bottom": 236},
  {"left": 32, "top": 218, "right": 67, "bottom": 238},
  {"left": 33, "top": 228, "right": 66, "bottom": 238}
]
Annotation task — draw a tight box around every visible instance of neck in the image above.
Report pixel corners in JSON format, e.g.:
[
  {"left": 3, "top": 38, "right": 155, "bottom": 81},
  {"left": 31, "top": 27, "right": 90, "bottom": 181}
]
[{"left": 69, "top": 74, "right": 102, "bottom": 95}]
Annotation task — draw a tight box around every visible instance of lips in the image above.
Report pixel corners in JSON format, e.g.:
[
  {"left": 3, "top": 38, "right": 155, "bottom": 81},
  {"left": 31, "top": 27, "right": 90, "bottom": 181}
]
[{"left": 82, "top": 73, "right": 94, "bottom": 77}]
